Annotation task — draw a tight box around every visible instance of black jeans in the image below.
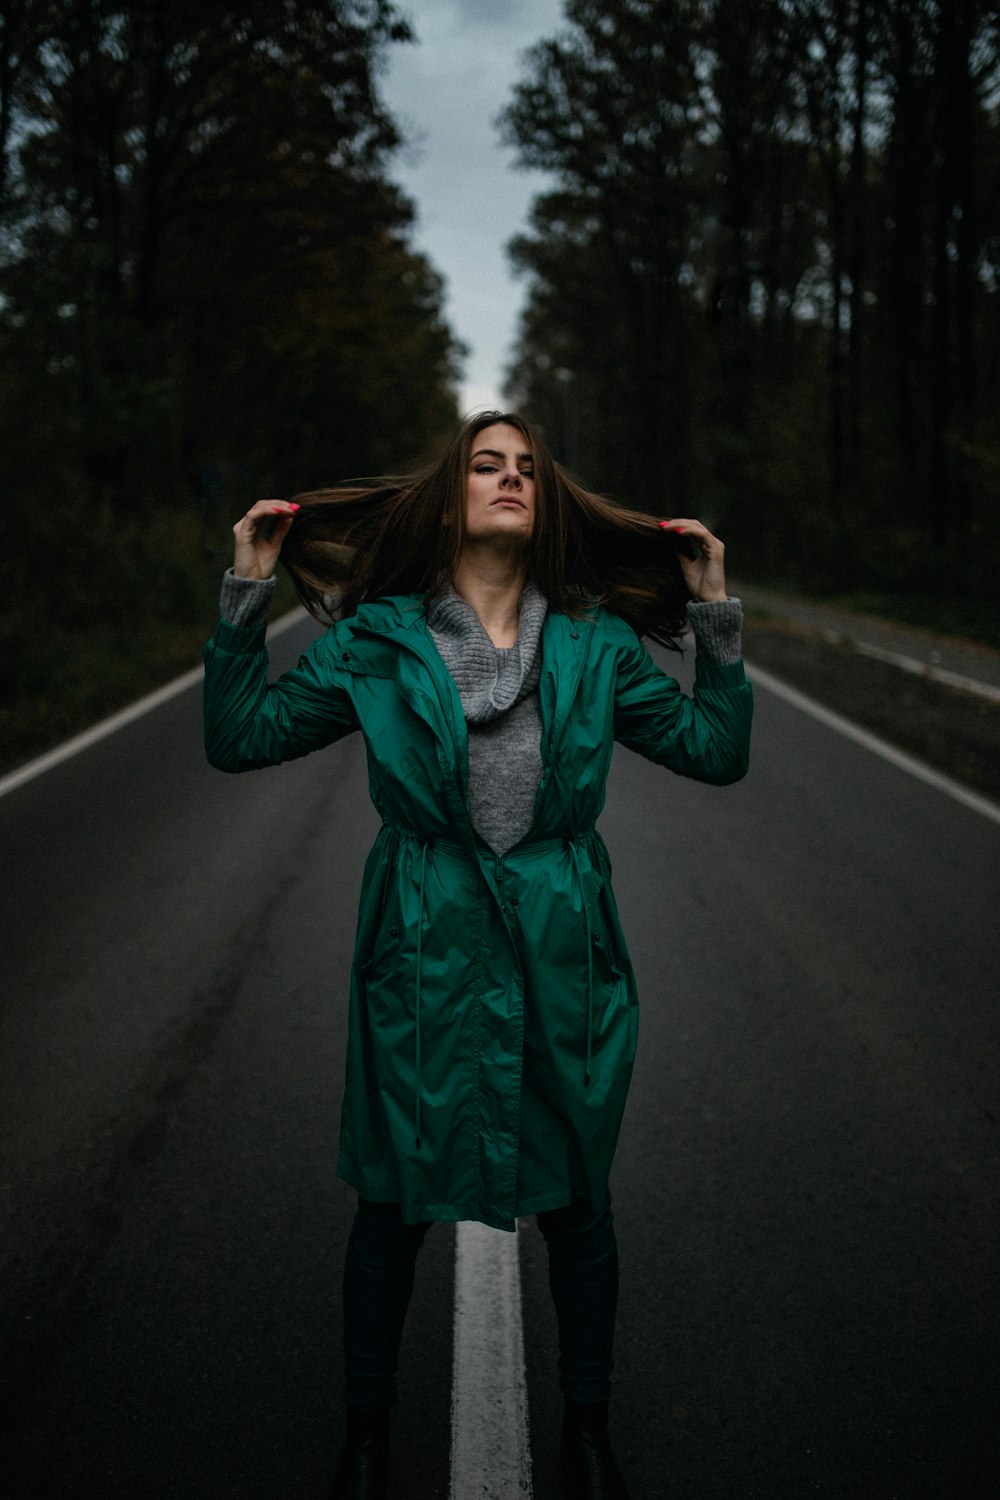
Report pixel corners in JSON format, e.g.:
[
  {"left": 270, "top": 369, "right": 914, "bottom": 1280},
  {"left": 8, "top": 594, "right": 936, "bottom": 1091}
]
[{"left": 341, "top": 1191, "right": 618, "bottom": 1410}]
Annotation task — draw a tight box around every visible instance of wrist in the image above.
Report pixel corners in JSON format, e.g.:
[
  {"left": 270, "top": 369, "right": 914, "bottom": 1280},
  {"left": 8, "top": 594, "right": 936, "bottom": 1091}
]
[
  {"left": 687, "top": 595, "right": 743, "bottom": 665},
  {"left": 220, "top": 568, "right": 276, "bottom": 628}
]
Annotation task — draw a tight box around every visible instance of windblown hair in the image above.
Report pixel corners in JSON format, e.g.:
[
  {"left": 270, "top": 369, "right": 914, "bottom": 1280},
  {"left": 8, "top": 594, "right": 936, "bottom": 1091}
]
[{"left": 280, "top": 411, "right": 692, "bottom": 649}]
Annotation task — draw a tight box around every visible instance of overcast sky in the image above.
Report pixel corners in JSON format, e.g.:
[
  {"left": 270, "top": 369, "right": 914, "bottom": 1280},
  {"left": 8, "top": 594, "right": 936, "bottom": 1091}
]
[{"left": 380, "top": 0, "right": 565, "bottom": 416}]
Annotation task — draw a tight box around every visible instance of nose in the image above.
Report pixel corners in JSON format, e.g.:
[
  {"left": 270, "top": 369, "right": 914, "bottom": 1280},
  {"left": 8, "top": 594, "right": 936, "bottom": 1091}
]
[{"left": 500, "top": 465, "right": 522, "bottom": 489}]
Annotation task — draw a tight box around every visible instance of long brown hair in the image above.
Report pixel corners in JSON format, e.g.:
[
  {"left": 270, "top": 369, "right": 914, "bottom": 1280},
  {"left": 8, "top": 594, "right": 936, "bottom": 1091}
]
[{"left": 280, "top": 410, "right": 691, "bottom": 649}]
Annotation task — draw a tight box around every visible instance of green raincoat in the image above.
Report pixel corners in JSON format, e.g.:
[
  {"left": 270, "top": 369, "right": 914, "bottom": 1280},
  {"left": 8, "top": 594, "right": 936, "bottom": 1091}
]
[{"left": 204, "top": 596, "right": 752, "bottom": 1231}]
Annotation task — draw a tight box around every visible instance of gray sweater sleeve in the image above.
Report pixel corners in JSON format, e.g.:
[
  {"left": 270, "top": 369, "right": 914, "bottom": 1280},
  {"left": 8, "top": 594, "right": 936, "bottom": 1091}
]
[
  {"left": 686, "top": 597, "right": 743, "bottom": 665},
  {"left": 218, "top": 568, "right": 277, "bottom": 629}
]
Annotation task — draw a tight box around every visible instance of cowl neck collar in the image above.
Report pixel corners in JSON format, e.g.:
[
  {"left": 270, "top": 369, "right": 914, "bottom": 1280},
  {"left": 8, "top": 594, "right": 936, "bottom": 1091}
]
[{"left": 425, "top": 582, "right": 548, "bottom": 724}]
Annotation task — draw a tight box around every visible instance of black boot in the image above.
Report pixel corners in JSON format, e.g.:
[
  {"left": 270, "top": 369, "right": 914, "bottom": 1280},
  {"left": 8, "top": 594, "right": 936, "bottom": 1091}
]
[
  {"left": 330, "top": 1405, "right": 391, "bottom": 1500},
  {"left": 560, "top": 1400, "right": 632, "bottom": 1499}
]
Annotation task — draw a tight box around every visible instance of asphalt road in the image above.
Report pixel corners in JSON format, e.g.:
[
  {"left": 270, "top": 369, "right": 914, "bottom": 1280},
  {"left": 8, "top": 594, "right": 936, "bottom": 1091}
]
[{"left": 2, "top": 615, "right": 998, "bottom": 1499}]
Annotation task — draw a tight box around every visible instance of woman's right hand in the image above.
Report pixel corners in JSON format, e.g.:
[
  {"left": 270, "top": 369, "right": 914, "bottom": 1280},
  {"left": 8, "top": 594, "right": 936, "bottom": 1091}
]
[{"left": 232, "top": 499, "right": 300, "bottom": 580}]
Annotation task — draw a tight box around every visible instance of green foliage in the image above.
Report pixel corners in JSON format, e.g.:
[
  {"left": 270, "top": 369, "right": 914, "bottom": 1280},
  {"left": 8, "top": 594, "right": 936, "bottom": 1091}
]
[
  {"left": 501, "top": 0, "right": 1000, "bottom": 604},
  {"left": 0, "top": 0, "right": 464, "bottom": 765}
]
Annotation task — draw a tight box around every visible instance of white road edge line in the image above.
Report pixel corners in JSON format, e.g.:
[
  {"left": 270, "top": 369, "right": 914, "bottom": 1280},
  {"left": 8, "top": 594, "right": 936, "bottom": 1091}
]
[
  {"left": 0, "top": 607, "right": 308, "bottom": 801},
  {"left": 823, "top": 633, "right": 1000, "bottom": 704},
  {"left": 450, "top": 1220, "right": 532, "bottom": 1499},
  {"left": 746, "top": 658, "right": 1000, "bottom": 828}
]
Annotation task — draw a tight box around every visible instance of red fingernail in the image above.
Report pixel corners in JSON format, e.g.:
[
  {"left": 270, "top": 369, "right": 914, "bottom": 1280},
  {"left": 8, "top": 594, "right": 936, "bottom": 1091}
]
[{"left": 288, "top": 503, "right": 301, "bottom": 511}]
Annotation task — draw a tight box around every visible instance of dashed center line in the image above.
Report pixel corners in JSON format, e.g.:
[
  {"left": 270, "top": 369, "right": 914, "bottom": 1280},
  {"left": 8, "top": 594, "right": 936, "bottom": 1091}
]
[{"left": 450, "top": 1220, "right": 532, "bottom": 1498}]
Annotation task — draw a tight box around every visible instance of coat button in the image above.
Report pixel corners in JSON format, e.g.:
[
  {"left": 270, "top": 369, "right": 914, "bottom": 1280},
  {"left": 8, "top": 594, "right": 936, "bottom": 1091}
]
[
  {"left": 510, "top": 895, "right": 519, "bottom": 907},
  {"left": 342, "top": 651, "right": 350, "bottom": 661},
  {"left": 390, "top": 927, "right": 399, "bottom": 938}
]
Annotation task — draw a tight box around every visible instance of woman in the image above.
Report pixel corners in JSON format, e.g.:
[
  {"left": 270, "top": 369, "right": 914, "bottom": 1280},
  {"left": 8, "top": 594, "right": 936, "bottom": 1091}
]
[{"left": 203, "top": 410, "right": 752, "bottom": 1499}]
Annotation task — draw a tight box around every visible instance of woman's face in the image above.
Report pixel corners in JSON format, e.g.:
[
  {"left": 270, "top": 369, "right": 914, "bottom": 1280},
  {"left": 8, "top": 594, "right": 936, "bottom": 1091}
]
[{"left": 463, "top": 422, "right": 535, "bottom": 547}]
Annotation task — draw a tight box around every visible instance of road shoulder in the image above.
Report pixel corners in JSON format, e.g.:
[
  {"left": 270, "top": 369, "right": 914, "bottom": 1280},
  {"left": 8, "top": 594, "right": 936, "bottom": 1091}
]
[{"left": 740, "top": 608, "right": 1000, "bottom": 804}]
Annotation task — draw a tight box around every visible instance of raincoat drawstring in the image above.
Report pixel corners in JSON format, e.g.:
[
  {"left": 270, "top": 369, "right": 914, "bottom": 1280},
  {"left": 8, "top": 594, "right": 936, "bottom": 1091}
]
[
  {"left": 414, "top": 838, "right": 429, "bottom": 1148},
  {"left": 567, "top": 838, "right": 594, "bottom": 1086}
]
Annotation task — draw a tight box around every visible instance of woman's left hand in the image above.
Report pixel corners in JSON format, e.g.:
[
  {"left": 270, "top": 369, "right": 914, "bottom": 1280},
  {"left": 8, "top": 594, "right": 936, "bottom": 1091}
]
[{"left": 659, "top": 518, "right": 728, "bottom": 602}]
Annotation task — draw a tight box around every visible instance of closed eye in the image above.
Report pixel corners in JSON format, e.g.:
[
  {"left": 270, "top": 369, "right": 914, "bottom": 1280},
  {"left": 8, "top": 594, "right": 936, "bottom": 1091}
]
[{"left": 472, "top": 464, "right": 534, "bottom": 478}]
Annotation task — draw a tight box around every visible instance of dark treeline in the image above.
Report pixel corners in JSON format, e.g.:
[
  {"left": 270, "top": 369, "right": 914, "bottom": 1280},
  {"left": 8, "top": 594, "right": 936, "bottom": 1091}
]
[
  {"left": 0, "top": 0, "right": 462, "bottom": 762},
  {"left": 501, "top": 0, "right": 1000, "bottom": 605}
]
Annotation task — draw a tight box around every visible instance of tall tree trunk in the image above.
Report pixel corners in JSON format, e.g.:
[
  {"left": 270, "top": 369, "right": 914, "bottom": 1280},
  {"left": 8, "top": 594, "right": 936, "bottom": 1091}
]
[
  {"left": 0, "top": 0, "right": 23, "bottom": 233},
  {"left": 885, "top": 0, "right": 921, "bottom": 521},
  {"left": 136, "top": 2, "right": 169, "bottom": 326},
  {"left": 950, "top": 0, "right": 977, "bottom": 537},
  {"left": 847, "top": 0, "right": 868, "bottom": 501},
  {"left": 928, "top": 0, "right": 977, "bottom": 545},
  {"left": 828, "top": 170, "right": 847, "bottom": 525}
]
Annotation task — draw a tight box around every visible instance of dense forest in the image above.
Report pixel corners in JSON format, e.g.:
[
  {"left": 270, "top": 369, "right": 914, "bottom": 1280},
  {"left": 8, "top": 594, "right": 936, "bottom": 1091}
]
[
  {"left": 0, "top": 0, "right": 462, "bottom": 765},
  {"left": 501, "top": 0, "right": 1000, "bottom": 609},
  {"left": 4, "top": 1, "right": 999, "bottom": 769}
]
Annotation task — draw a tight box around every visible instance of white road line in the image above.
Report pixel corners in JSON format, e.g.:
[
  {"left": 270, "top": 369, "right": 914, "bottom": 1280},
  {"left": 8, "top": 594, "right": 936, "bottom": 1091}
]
[
  {"left": 821, "top": 632, "right": 1000, "bottom": 703},
  {"left": 0, "top": 607, "right": 308, "bottom": 800},
  {"left": 746, "top": 659, "right": 1000, "bottom": 827},
  {"left": 450, "top": 1221, "right": 532, "bottom": 1499}
]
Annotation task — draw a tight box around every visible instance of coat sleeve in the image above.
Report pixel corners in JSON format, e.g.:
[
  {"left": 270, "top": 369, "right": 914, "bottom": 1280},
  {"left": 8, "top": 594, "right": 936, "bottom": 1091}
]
[
  {"left": 203, "top": 617, "right": 359, "bottom": 772},
  {"left": 613, "top": 632, "right": 753, "bottom": 785}
]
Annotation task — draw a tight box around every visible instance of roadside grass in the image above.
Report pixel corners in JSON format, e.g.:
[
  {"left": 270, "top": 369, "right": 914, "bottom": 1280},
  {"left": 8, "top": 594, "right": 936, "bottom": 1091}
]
[
  {"left": 0, "top": 569, "right": 302, "bottom": 780},
  {"left": 748, "top": 579, "right": 1000, "bottom": 652}
]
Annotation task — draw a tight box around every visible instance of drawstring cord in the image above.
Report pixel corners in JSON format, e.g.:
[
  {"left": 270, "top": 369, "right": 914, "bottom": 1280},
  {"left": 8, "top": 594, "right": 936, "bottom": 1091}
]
[
  {"left": 567, "top": 838, "right": 593, "bottom": 1086},
  {"left": 414, "top": 838, "right": 429, "bottom": 1148}
]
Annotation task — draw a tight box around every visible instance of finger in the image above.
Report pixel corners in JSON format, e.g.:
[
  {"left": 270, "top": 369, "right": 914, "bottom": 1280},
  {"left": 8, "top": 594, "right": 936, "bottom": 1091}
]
[
  {"left": 265, "top": 511, "right": 296, "bottom": 544},
  {"left": 658, "top": 523, "right": 707, "bottom": 562},
  {"left": 249, "top": 500, "right": 300, "bottom": 525},
  {"left": 659, "top": 518, "right": 718, "bottom": 542},
  {"left": 660, "top": 524, "right": 725, "bottom": 566},
  {"left": 233, "top": 501, "right": 300, "bottom": 538}
]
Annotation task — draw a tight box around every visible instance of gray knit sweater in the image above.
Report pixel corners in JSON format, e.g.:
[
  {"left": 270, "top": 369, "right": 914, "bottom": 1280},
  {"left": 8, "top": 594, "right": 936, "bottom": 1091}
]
[
  {"left": 425, "top": 583, "right": 548, "bottom": 854},
  {"left": 217, "top": 570, "right": 743, "bottom": 854}
]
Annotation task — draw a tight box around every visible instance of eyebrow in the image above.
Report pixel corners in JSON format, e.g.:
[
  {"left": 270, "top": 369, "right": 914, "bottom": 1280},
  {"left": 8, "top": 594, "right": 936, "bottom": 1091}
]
[{"left": 470, "top": 448, "right": 534, "bottom": 463}]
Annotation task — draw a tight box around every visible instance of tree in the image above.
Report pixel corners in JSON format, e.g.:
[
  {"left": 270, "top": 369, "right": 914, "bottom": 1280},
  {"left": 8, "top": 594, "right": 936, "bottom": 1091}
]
[
  {"left": 501, "top": 0, "right": 706, "bottom": 508},
  {"left": 501, "top": 0, "right": 1000, "bottom": 596},
  {"left": 0, "top": 1, "right": 464, "bottom": 752}
]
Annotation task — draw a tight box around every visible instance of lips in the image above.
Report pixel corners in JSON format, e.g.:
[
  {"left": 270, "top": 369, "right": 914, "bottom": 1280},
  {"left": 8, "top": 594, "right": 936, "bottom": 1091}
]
[{"left": 491, "top": 497, "right": 526, "bottom": 507}]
